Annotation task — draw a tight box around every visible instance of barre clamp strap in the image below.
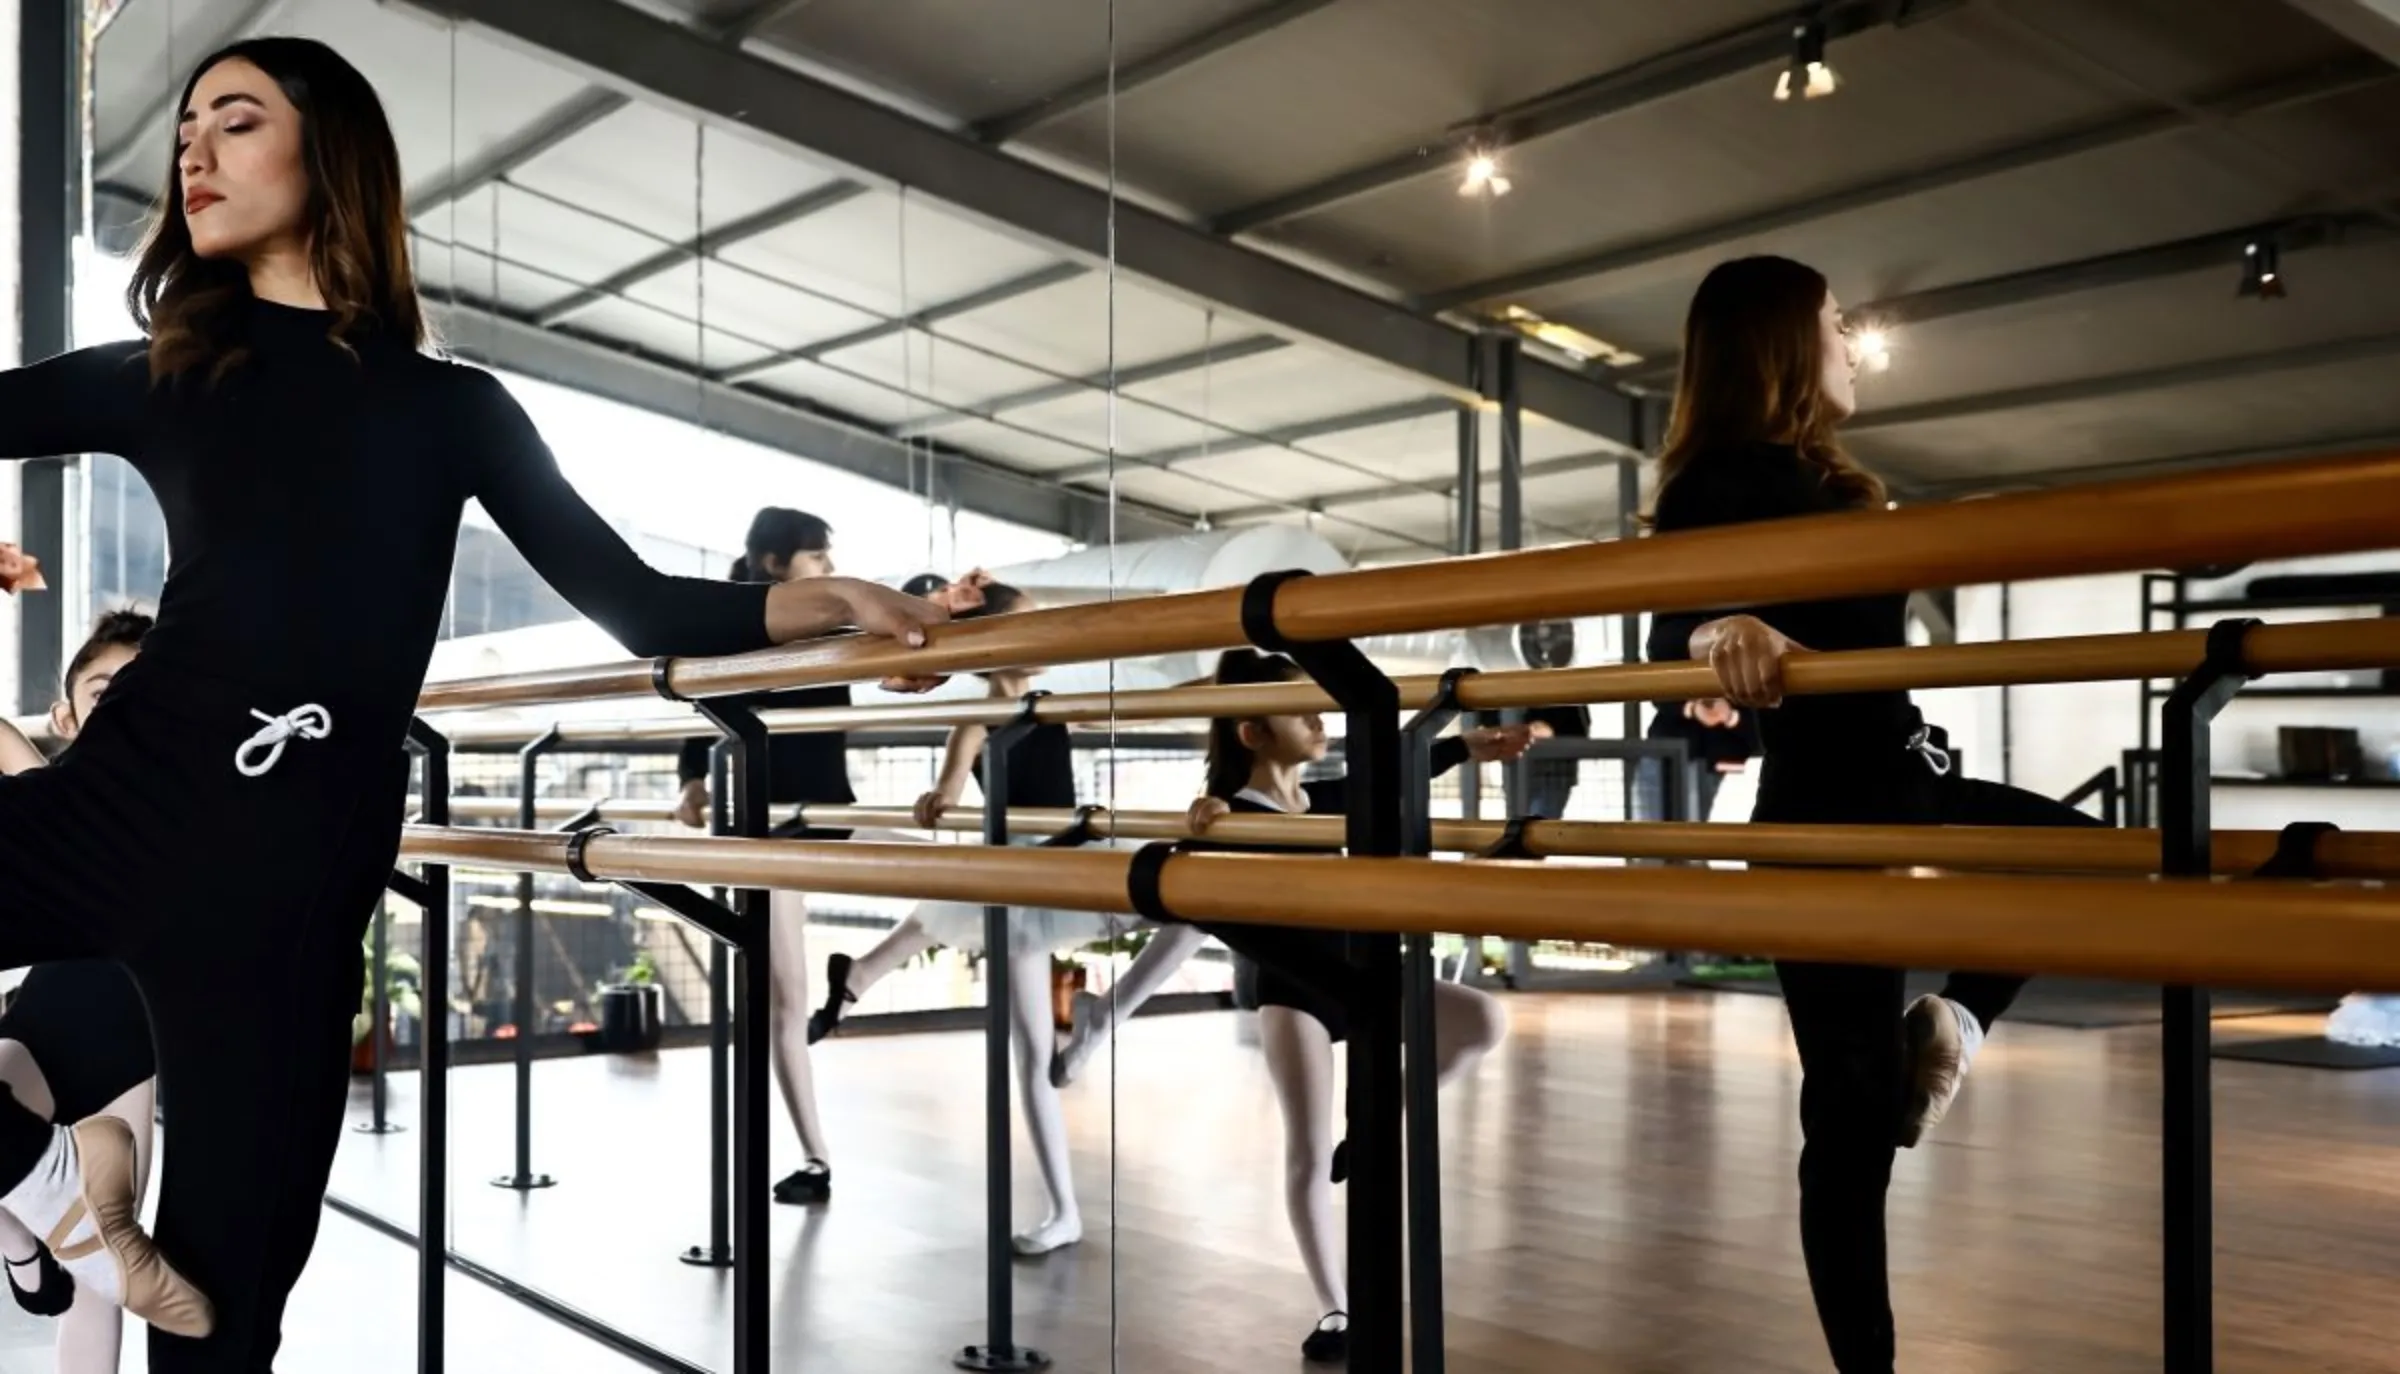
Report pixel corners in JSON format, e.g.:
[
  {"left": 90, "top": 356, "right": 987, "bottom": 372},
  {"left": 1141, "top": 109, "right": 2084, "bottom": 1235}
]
[
  {"left": 1477, "top": 815, "right": 1537, "bottom": 861},
  {"left": 1241, "top": 569, "right": 1315, "bottom": 655},
  {"left": 1126, "top": 842, "right": 1185, "bottom": 925},
  {"left": 565, "top": 825, "right": 620, "bottom": 884},
  {"left": 2253, "top": 820, "right": 2339, "bottom": 880}
]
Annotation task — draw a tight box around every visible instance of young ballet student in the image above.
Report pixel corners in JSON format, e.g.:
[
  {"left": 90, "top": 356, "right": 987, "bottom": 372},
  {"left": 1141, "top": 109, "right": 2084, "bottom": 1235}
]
[
  {"left": 673, "top": 507, "right": 858, "bottom": 1207},
  {"left": 1645, "top": 254, "right": 2103, "bottom": 1374},
  {"left": 809, "top": 577, "right": 1124, "bottom": 1255},
  {"left": 0, "top": 611, "right": 162, "bottom": 1374},
  {"left": 0, "top": 38, "right": 944, "bottom": 1369},
  {"left": 1184, "top": 648, "right": 1523, "bottom": 1363}
]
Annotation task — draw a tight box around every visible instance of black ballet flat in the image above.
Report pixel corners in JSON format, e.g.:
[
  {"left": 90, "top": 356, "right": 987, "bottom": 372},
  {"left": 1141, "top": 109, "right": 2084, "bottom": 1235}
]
[
  {"left": 5, "top": 1243, "right": 72, "bottom": 1318},
  {"left": 806, "top": 954, "right": 856, "bottom": 1045},
  {"left": 772, "top": 1161, "right": 831, "bottom": 1206},
  {"left": 1301, "top": 1312, "right": 1348, "bottom": 1363},
  {"left": 1330, "top": 1138, "right": 1349, "bottom": 1185}
]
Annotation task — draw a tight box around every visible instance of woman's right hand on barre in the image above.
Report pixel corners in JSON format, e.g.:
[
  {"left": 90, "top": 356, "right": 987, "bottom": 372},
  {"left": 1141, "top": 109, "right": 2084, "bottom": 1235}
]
[
  {"left": 1690, "top": 614, "right": 1803, "bottom": 709},
  {"left": 675, "top": 778, "right": 710, "bottom": 830},
  {"left": 1187, "top": 797, "right": 1231, "bottom": 833},
  {"left": 913, "top": 790, "right": 954, "bottom": 829}
]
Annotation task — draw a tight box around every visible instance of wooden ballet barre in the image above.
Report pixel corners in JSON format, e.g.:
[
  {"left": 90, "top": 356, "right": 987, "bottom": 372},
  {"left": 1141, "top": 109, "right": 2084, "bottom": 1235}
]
[
  {"left": 413, "top": 449, "right": 2400, "bottom": 712},
  {"left": 793, "top": 804, "right": 2400, "bottom": 880},
  {"left": 395, "top": 827, "right": 2400, "bottom": 993},
  {"left": 419, "top": 615, "right": 2400, "bottom": 748},
  {"left": 409, "top": 796, "right": 680, "bottom": 824}
]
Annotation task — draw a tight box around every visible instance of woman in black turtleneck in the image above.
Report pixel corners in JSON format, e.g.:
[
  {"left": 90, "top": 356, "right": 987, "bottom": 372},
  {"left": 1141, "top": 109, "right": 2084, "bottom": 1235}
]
[
  {"left": 1645, "top": 256, "right": 2098, "bottom": 1374},
  {"left": 0, "top": 40, "right": 941, "bottom": 1369}
]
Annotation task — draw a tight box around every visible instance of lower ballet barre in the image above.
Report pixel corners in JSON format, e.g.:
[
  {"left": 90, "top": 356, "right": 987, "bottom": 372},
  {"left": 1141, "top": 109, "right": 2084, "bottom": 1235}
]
[
  {"left": 421, "top": 795, "right": 2400, "bottom": 882},
  {"left": 397, "top": 826, "right": 2400, "bottom": 993}
]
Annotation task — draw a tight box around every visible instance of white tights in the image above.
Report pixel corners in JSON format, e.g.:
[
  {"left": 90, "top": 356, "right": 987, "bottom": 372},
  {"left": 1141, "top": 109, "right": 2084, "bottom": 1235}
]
[
  {"left": 1260, "top": 981, "right": 1506, "bottom": 1319},
  {"left": 831, "top": 912, "right": 1084, "bottom": 1252}
]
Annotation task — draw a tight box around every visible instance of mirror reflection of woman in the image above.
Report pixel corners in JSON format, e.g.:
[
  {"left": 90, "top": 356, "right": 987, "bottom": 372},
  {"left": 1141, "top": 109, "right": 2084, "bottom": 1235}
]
[{"left": 1645, "top": 254, "right": 2102, "bottom": 1374}]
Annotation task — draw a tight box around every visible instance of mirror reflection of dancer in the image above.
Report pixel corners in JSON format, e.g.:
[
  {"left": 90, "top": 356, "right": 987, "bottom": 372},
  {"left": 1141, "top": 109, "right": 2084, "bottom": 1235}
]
[
  {"left": 1183, "top": 649, "right": 1522, "bottom": 1364},
  {"left": 809, "top": 578, "right": 1125, "bottom": 1255},
  {"left": 0, "top": 38, "right": 946, "bottom": 1369},
  {"left": 672, "top": 508, "right": 857, "bottom": 1208},
  {"left": 1647, "top": 255, "right": 2102, "bottom": 1374},
  {"left": 0, "top": 612, "right": 162, "bottom": 1374},
  {"left": 1634, "top": 697, "right": 1760, "bottom": 823}
]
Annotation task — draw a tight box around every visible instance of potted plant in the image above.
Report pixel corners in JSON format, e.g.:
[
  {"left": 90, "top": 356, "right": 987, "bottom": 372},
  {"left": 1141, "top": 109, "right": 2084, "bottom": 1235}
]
[
  {"left": 594, "top": 948, "right": 664, "bottom": 1053},
  {"left": 353, "top": 938, "right": 424, "bottom": 1075}
]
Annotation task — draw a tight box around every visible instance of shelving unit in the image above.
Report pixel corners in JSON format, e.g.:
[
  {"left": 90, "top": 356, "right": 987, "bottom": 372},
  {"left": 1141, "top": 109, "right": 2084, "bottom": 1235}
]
[
  {"left": 2134, "top": 571, "right": 2400, "bottom": 821},
  {"left": 2138, "top": 571, "right": 2400, "bottom": 1071}
]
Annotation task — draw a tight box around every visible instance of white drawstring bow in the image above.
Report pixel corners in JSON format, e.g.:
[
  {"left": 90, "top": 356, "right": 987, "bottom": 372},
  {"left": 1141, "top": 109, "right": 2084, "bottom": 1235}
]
[
  {"left": 235, "top": 705, "right": 333, "bottom": 778},
  {"left": 1908, "top": 725, "right": 1952, "bottom": 777}
]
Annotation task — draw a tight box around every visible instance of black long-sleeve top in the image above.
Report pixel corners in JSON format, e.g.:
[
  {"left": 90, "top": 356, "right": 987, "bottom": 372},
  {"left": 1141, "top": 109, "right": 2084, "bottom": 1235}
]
[
  {"left": 3, "top": 302, "right": 773, "bottom": 757},
  {"left": 676, "top": 686, "right": 856, "bottom": 808},
  {"left": 1643, "top": 442, "right": 1921, "bottom": 765}
]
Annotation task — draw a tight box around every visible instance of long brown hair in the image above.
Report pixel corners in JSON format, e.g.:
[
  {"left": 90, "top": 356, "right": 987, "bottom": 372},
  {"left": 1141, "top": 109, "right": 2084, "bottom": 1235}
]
[
  {"left": 127, "top": 38, "right": 425, "bottom": 384},
  {"left": 1647, "top": 255, "right": 1884, "bottom": 522},
  {"left": 1204, "top": 649, "right": 1305, "bottom": 800}
]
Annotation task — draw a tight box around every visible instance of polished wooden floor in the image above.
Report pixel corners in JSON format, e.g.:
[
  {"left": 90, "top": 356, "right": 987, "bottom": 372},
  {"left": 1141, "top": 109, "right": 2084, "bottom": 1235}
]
[{"left": 192, "top": 992, "right": 2400, "bottom": 1370}]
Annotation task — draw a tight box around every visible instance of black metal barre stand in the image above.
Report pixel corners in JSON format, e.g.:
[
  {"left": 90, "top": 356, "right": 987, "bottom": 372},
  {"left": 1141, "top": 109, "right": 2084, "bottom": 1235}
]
[
  {"left": 1399, "top": 667, "right": 1476, "bottom": 1373},
  {"left": 2156, "top": 618, "right": 2257, "bottom": 1374},
  {"left": 681, "top": 739, "right": 736, "bottom": 1271},
  {"left": 1244, "top": 569, "right": 1409, "bottom": 1374},
  {"left": 495, "top": 725, "right": 563, "bottom": 1193},
  {"left": 356, "top": 892, "right": 403, "bottom": 1137},
  {"left": 958, "top": 693, "right": 1053, "bottom": 1372},
  {"left": 684, "top": 689, "right": 777, "bottom": 1374},
  {"left": 394, "top": 720, "right": 453, "bottom": 1374}
]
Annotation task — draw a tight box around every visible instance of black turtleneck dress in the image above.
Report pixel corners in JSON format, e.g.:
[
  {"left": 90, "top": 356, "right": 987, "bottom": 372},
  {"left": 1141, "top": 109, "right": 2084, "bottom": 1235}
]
[{"left": 0, "top": 302, "right": 771, "bottom": 1371}]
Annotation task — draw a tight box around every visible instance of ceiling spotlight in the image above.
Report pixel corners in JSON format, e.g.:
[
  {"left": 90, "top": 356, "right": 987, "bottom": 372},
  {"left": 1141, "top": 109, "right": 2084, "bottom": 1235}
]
[
  {"left": 1854, "top": 327, "right": 1891, "bottom": 373},
  {"left": 1774, "top": 17, "right": 1840, "bottom": 102},
  {"left": 2239, "top": 238, "right": 2285, "bottom": 300},
  {"left": 1458, "top": 147, "right": 1513, "bottom": 199},
  {"left": 1193, "top": 513, "right": 1213, "bottom": 532}
]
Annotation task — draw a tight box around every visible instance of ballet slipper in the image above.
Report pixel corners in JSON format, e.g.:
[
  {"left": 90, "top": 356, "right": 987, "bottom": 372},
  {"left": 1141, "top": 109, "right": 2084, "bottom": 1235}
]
[
  {"left": 1010, "top": 1213, "right": 1081, "bottom": 1256},
  {"left": 47, "top": 1118, "right": 213, "bottom": 1338}
]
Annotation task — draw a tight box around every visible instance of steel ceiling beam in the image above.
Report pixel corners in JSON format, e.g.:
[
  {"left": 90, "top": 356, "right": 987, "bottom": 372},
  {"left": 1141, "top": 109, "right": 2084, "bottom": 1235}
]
[
  {"left": 1609, "top": 208, "right": 2400, "bottom": 385},
  {"left": 897, "top": 335, "right": 1294, "bottom": 437},
  {"left": 1848, "top": 329, "right": 2400, "bottom": 432},
  {"left": 427, "top": 293, "right": 1183, "bottom": 545},
  {"left": 1861, "top": 212, "right": 2399, "bottom": 329},
  {"left": 1915, "top": 426, "right": 2400, "bottom": 499},
  {"left": 715, "top": 261, "right": 1090, "bottom": 383},
  {"left": 548, "top": 0, "right": 1334, "bottom": 330},
  {"left": 398, "top": 0, "right": 799, "bottom": 215},
  {"left": 1050, "top": 396, "right": 1457, "bottom": 481},
  {"left": 974, "top": 0, "right": 1340, "bottom": 145},
  {"left": 1215, "top": 0, "right": 1955, "bottom": 237},
  {"left": 397, "top": 0, "right": 1643, "bottom": 445},
  {"left": 1211, "top": 448, "right": 1624, "bottom": 523},
  {"left": 1422, "top": 55, "right": 2398, "bottom": 312},
  {"left": 533, "top": 181, "right": 873, "bottom": 327}
]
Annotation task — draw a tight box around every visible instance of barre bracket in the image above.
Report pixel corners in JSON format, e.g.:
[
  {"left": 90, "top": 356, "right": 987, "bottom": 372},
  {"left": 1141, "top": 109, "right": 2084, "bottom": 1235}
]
[{"left": 2254, "top": 820, "right": 2340, "bottom": 881}]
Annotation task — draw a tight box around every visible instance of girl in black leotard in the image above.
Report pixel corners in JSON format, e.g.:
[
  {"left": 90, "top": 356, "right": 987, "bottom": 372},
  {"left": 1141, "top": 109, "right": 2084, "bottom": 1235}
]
[
  {"left": 0, "top": 611, "right": 161, "bottom": 1373},
  {"left": 672, "top": 508, "right": 858, "bottom": 1207},
  {"left": 1183, "top": 649, "right": 1522, "bottom": 1365},
  {"left": 0, "top": 39, "right": 942, "bottom": 1369},
  {"left": 1645, "top": 255, "right": 2103, "bottom": 1374}
]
